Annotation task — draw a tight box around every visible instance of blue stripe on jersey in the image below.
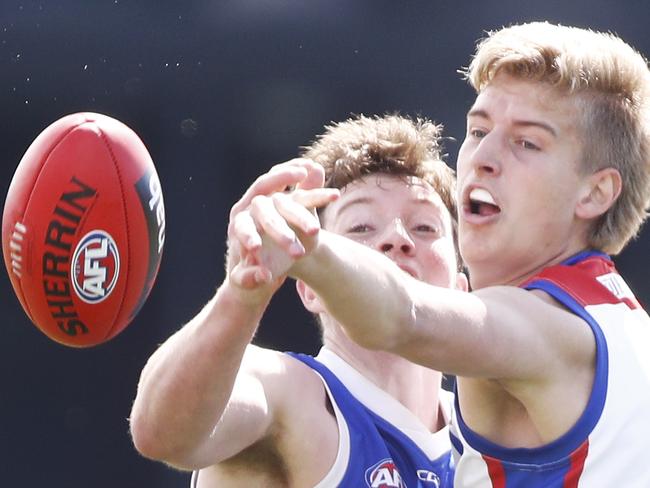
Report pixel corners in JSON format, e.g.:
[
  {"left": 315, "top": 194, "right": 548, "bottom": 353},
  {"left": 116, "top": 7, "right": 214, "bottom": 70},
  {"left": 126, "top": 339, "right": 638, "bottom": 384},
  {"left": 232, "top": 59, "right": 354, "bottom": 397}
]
[
  {"left": 449, "top": 431, "right": 464, "bottom": 456},
  {"left": 288, "top": 352, "right": 454, "bottom": 488},
  {"left": 501, "top": 463, "right": 574, "bottom": 487},
  {"left": 451, "top": 253, "right": 650, "bottom": 487},
  {"left": 559, "top": 249, "right": 609, "bottom": 266},
  {"left": 522, "top": 279, "right": 608, "bottom": 459},
  {"left": 453, "top": 263, "right": 608, "bottom": 466}
]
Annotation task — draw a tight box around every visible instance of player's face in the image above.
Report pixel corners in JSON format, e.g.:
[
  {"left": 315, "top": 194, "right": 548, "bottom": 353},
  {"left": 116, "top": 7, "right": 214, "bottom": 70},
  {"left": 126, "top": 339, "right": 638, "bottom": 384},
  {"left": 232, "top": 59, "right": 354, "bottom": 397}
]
[
  {"left": 321, "top": 174, "right": 462, "bottom": 290},
  {"left": 456, "top": 73, "right": 589, "bottom": 288}
]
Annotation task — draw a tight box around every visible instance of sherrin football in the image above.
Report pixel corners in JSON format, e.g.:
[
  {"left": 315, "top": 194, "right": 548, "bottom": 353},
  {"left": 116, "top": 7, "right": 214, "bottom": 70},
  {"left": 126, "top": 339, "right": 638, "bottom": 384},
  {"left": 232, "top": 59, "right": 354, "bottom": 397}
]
[{"left": 2, "top": 112, "right": 165, "bottom": 347}]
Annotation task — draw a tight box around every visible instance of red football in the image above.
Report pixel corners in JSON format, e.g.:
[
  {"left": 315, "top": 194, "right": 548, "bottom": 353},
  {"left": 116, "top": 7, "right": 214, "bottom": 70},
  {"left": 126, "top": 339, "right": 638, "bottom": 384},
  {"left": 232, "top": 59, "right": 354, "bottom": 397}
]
[{"left": 2, "top": 112, "right": 165, "bottom": 347}]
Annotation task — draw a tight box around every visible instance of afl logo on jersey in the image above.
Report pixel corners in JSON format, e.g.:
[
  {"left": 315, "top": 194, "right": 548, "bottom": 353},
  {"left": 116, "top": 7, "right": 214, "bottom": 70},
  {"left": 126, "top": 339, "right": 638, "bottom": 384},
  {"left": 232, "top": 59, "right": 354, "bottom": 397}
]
[
  {"left": 71, "top": 230, "right": 120, "bottom": 303},
  {"left": 365, "top": 459, "right": 406, "bottom": 488}
]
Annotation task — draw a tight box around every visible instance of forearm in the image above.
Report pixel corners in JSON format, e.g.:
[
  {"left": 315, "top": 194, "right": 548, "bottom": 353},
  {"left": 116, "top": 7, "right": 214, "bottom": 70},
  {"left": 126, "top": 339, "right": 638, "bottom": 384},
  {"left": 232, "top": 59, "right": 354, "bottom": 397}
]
[
  {"left": 129, "top": 282, "right": 272, "bottom": 464},
  {"left": 291, "top": 231, "right": 415, "bottom": 350}
]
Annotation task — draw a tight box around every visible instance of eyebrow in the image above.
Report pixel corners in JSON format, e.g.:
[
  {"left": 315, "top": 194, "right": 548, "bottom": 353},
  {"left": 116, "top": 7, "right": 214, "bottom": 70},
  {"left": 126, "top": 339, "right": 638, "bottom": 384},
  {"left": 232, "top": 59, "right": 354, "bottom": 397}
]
[
  {"left": 467, "top": 108, "right": 557, "bottom": 137},
  {"left": 334, "top": 194, "right": 442, "bottom": 221},
  {"left": 333, "top": 196, "right": 373, "bottom": 221}
]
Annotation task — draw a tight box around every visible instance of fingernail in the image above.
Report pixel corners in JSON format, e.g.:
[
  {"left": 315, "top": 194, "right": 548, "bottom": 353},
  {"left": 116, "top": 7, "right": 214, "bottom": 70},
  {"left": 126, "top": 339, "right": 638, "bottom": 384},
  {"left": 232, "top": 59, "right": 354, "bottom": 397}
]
[{"left": 305, "top": 225, "right": 318, "bottom": 235}]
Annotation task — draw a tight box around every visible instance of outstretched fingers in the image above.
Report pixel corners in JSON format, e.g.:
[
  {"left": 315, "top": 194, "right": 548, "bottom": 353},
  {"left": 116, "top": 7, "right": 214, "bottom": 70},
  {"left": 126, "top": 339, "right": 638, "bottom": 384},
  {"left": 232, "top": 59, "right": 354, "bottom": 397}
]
[
  {"left": 228, "top": 158, "right": 323, "bottom": 233},
  {"left": 287, "top": 187, "right": 340, "bottom": 212},
  {"left": 249, "top": 194, "right": 306, "bottom": 257},
  {"left": 226, "top": 159, "right": 333, "bottom": 286},
  {"left": 293, "top": 159, "right": 325, "bottom": 191},
  {"left": 249, "top": 188, "right": 339, "bottom": 254}
]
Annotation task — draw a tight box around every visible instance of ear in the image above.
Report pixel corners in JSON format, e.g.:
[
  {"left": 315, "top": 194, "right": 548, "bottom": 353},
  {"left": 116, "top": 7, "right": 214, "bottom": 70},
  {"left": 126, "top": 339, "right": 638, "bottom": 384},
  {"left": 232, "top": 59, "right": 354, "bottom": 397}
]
[
  {"left": 296, "top": 280, "right": 326, "bottom": 314},
  {"left": 576, "top": 168, "right": 622, "bottom": 219}
]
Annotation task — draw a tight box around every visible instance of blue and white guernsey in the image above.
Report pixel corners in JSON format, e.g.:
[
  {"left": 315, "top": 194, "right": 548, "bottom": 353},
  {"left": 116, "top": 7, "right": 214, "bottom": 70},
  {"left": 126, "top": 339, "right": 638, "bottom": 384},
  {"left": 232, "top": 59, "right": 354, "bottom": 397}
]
[
  {"left": 190, "top": 347, "right": 453, "bottom": 488},
  {"left": 291, "top": 348, "right": 454, "bottom": 488},
  {"left": 449, "top": 251, "right": 650, "bottom": 487}
]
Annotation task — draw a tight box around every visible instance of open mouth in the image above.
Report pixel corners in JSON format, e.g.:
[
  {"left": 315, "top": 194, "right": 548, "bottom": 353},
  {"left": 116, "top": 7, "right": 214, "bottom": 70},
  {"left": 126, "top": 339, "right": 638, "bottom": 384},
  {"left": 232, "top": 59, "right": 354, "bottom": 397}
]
[{"left": 468, "top": 188, "right": 501, "bottom": 217}]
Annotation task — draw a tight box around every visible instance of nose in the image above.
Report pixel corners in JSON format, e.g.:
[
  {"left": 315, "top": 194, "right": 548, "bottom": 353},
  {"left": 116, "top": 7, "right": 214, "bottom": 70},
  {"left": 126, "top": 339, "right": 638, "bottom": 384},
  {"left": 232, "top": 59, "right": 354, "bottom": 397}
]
[
  {"left": 461, "top": 131, "right": 502, "bottom": 177},
  {"left": 377, "top": 219, "right": 415, "bottom": 256}
]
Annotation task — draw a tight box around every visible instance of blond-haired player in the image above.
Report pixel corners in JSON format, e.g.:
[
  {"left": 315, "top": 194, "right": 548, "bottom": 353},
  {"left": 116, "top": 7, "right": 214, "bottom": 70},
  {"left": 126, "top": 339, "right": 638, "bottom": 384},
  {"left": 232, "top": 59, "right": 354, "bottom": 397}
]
[{"left": 240, "top": 23, "right": 650, "bottom": 487}]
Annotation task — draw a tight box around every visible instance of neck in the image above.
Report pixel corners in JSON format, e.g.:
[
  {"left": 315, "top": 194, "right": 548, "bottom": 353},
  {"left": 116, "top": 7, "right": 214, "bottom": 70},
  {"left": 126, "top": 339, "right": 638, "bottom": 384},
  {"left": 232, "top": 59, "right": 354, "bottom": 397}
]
[
  {"left": 323, "top": 326, "right": 444, "bottom": 431},
  {"left": 468, "top": 245, "right": 590, "bottom": 290}
]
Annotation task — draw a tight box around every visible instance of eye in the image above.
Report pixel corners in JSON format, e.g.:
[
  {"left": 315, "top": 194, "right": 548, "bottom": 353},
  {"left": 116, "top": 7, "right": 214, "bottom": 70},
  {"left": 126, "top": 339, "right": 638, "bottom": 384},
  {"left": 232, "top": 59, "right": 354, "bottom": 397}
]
[
  {"left": 469, "top": 128, "right": 487, "bottom": 139},
  {"left": 517, "top": 139, "right": 540, "bottom": 151},
  {"left": 413, "top": 224, "right": 440, "bottom": 234},
  {"left": 347, "top": 223, "right": 373, "bottom": 234}
]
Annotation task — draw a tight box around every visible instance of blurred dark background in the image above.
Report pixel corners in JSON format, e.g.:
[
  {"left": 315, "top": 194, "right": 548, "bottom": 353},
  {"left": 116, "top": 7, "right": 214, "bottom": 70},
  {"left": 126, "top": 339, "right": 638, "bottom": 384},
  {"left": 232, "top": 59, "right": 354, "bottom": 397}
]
[{"left": 1, "top": 1, "right": 648, "bottom": 486}]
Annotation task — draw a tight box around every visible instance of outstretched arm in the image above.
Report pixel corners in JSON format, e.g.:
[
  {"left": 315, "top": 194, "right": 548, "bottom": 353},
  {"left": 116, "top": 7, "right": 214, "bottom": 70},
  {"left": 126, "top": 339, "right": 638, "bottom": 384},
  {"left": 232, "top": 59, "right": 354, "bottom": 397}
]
[
  {"left": 241, "top": 190, "right": 596, "bottom": 385},
  {"left": 129, "top": 160, "right": 338, "bottom": 470}
]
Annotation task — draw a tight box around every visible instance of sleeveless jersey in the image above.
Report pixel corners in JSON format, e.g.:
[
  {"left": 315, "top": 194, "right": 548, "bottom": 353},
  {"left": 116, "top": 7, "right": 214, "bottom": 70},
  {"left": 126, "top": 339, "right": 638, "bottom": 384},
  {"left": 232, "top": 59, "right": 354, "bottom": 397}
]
[
  {"left": 292, "top": 348, "right": 454, "bottom": 488},
  {"left": 449, "top": 250, "right": 650, "bottom": 487},
  {"left": 191, "top": 347, "right": 454, "bottom": 488}
]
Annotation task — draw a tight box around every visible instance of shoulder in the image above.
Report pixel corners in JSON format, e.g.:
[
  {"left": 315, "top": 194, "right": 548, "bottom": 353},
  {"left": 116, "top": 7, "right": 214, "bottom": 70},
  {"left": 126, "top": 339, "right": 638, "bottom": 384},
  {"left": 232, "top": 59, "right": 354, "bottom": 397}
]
[
  {"left": 224, "top": 346, "right": 340, "bottom": 486},
  {"left": 471, "top": 285, "right": 596, "bottom": 380},
  {"left": 474, "top": 284, "right": 592, "bottom": 333},
  {"left": 240, "top": 346, "right": 325, "bottom": 395}
]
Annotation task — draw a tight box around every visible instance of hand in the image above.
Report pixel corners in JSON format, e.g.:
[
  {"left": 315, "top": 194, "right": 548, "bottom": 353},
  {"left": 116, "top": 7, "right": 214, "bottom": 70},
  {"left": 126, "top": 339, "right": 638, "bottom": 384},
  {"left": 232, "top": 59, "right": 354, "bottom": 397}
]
[
  {"left": 231, "top": 187, "right": 338, "bottom": 288},
  {"left": 226, "top": 159, "right": 338, "bottom": 291}
]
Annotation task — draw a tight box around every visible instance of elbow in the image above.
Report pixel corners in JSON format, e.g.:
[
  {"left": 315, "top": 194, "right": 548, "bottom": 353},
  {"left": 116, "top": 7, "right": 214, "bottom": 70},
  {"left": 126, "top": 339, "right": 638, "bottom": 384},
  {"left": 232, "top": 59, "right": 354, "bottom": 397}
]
[
  {"left": 364, "top": 301, "right": 418, "bottom": 353},
  {"left": 332, "top": 285, "right": 417, "bottom": 352},
  {"left": 357, "top": 286, "right": 418, "bottom": 352},
  {"left": 129, "top": 409, "right": 213, "bottom": 471},
  {"left": 129, "top": 411, "right": 167, "bottom": 462},
  {"left": 341, "top": 316, "right": 407, "bottom": 353},
  {"left": 345, "top": 328, "right": 383, "bottom": 351},
  {"left": 129, "top": 408, "right": 185, "bottom": 465}
]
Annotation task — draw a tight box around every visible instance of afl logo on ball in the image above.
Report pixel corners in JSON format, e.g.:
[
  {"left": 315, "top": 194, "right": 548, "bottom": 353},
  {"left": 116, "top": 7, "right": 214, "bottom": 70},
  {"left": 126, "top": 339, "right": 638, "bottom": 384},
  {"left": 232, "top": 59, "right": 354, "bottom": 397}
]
[{"left": 71, "top": 230, "right": 120, "bottom": 303}]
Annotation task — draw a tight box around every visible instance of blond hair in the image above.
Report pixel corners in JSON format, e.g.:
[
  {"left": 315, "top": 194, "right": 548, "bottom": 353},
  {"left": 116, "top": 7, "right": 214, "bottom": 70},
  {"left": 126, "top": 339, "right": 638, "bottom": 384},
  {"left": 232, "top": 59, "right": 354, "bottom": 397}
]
[{"left": 463, "top": 22, "right": 650, "bottom": 254}]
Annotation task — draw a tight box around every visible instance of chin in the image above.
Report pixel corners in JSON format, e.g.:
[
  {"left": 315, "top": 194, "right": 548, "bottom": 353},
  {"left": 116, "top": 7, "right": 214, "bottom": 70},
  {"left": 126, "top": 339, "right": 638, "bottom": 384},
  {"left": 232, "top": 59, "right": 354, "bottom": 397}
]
[
  {"left": 460, "top": 239, "right": 493, "bottom": 265},
  {"left": 461, "top": 248, "right": 502, "bottom": 286}
]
